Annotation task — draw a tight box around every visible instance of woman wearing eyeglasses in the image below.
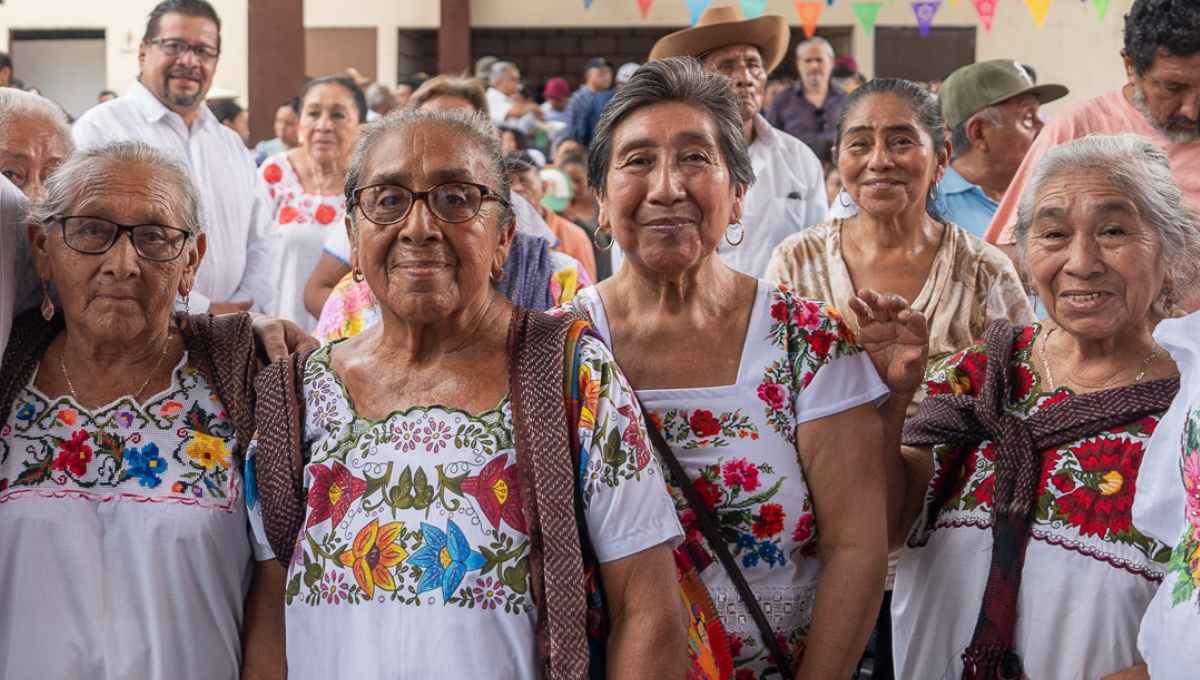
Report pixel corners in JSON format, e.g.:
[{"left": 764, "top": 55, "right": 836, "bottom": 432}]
[
  {"left": 0, "top": 141, "right": 285, "bottom": 678},
  {"left": 246, "top": 108, "right": 688, "bottom": 679}
]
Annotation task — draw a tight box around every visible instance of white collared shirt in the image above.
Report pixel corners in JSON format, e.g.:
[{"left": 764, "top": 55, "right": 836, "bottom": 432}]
[
  {"left": 0, "top": 175, "right": 41, "bottom": 357},
  {"left": 72, "top": 80, "right": 280, "bottom": 313}
]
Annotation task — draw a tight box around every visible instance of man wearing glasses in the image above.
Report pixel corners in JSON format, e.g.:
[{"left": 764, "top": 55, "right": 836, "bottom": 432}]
[{"left": 72, "top": 0, "right": 279, "bottom": 317}]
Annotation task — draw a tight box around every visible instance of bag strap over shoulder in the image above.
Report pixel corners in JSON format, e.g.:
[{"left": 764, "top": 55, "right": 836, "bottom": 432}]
[
  {"left": 508, "top": 305, "right": 591, "bottom": 680},
  {"left": 0, "top": 310, "right": 64, "bottom": 426},
  {"left": 179, "top": 312, "right": 258, "bottom": 464},
  {"left": 254, "top": 348, "right": 316, "bottom": 566}
]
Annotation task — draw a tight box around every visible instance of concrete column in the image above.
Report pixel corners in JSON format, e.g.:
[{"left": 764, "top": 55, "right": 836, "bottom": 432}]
[
  {"left": 439, "top": 0, "right": 470, "bottom": 76},
  {"left": 247, "top": 0, "right": 306, "bottom": 144}
]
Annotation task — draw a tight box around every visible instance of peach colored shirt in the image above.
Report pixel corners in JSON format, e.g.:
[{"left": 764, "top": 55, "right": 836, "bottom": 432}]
[{"left": 545, "top": 208, "right": 598, "bottom": 281}]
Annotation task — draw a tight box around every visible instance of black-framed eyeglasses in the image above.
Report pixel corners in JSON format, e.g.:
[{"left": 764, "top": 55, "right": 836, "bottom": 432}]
[
  {"left": 146, "top": 37, "right": 220, "bottom": 63},
  {"left": 350, "top": 182, "right": 510, "bottom": 226},
  {"left": 49, "top": 215, "right": 193, "bottom": 262}
]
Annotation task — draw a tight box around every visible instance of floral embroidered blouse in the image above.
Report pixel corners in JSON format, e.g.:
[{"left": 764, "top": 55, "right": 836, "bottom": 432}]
[
  {"left": 0, "top": 354, "right": 263, "bottom": 679},
  {"left": 1133, "top": 313, "right": 1200, "bottom": 679},
  {"left": 259, "top": 151, "right": 348, "bottom": 332},
  {"left": 245, "top": 335, "right": 682, "bottom": 679},
  {"left": 894, "top": 324, "right": 1172, "bottom": 680},
  {"left": 564, "top": 280, "right": 888, "bottom": 679}
]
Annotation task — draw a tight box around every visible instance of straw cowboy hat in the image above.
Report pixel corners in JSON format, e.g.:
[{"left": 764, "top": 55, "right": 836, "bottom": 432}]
[{"left": 649, "top": 5, "right": 791, "bottom": 72}]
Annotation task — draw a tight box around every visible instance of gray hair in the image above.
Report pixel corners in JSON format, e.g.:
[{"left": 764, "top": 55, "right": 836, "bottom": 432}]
[
  {"left": 488, "top": 61, "right": 517, "bottom": 87},
  {"left": 0, "top": 88, "right": 73, "bottom": 155},
  {"left": 365, "top": 82, "right": 393, "bottom": 111},
  {"left": 796, "top": 37, "right": 834, "bottom": 59},
  {"left": 30, "top": 140, "right": 202, "bottom": 236},
  {"left": 588, "top": 56, "right": 755, "bottom": 198},
  {"left": 948, "top": 105, "right": 1003, "bottom": 161},
  {"left": 1015, "top": 134, "right": 1200, "bottom": 297},
  {"left": 344, "top": 107, "right": 514, "bottom": 230}
]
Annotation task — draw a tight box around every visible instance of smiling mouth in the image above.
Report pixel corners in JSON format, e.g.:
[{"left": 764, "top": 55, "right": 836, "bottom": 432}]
[{"left": 1065, "top": 293, "right": 1104, "bottom": 302}]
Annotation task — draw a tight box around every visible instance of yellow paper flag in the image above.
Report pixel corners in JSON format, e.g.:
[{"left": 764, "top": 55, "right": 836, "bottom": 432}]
[
  {"left": 795, "top": 1, "right": 824, "bottom": 38},
  {"left": 1026, "top": 0, "right": 1051, "bottom": 28}
]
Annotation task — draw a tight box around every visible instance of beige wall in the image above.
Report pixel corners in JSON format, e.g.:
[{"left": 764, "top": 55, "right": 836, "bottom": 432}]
[{"left": 0, "top": 0, "right": 1132, "bottom": 114}]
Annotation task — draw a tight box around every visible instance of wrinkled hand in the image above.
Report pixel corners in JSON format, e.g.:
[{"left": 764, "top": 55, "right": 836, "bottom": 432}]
[
  {"left": 249, "top": 313, "right": 319, "bottom": 363},
  {"left": 847, "top": 288, "right": 930, "bottom": 398},
  {"left": 209, "top": 299, "right": 254, "bottom": 315}
]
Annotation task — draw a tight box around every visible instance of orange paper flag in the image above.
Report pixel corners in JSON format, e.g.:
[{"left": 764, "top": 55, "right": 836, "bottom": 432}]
[
  {"left": 1026, "top": 0, "right": 1051, "bottom": 27},
  {"left": 795, "top": 2, "right": 824, "bottom": 39}
]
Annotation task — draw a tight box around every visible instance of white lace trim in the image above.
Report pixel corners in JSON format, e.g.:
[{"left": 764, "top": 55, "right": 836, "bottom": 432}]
[{"left": 708, "top": 582, "right": 816, "bottom": 636}]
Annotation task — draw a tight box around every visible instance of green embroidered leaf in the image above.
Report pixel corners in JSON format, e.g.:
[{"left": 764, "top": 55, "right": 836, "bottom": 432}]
[
  {"left": 504, "top": 556, "right": 530, "bottom": 594},
  {"left": 14, "top": 453, "right": 52, "bottom": 487},
  {"left": 93, "top": 430, "right": 124, "bottom": 464},
  {"left": 727, "top": 477, "right": 786, "bottom": 510},
  {"left": 303, "top": 560, "right": 322, "bottom": 589},
  {"left": 602, "top": 428, "right": 627, "bottom": 469},
  {"left": 285, "top": 573, "right": 301, "bottom": 605},
  {"left": 437, "top": 464, "right": 468, "bottom": 496},
  {"left": 1172, "top": 573, "right": 1195, "bottom": 606},
  {"left": 398, "top": 466, "right": 413, "bottom": 497},
  {"left": 1153, "top": 544, "right": 1173, "bottom": 564},
  {"left": 185, "top": 402, "right": 213, "bottom": 435}
]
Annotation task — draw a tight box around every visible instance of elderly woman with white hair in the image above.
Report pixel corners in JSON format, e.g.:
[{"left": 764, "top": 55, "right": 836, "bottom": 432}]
[
  {"left": 0, "top": 140, "right": 286, "bottom": 678},
  {"left": 856, "top": 134, "right": 1200, "bottom": 680}
]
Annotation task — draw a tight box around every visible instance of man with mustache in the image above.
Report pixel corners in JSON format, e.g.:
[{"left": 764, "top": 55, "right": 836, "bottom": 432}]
[
  {"left": 71, "top": 0, "right": 279, "bottom": 316},
  {"left": 644, "top": 5, "right": 827, "bottom": 278},
  {"left": 766, "top": 37, "right": 847, "bottom": 151},
  {"left": 984, "top": 0, "right": 1200, "bottom": 280}
]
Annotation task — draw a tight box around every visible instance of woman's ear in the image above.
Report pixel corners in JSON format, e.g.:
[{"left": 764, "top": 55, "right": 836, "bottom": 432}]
[
  {"left": 177, "top": 232, "right": 207, "bottom": 297},
  {"left": 730, "top": 183, "right": 747, "bottom": 226},
  {"left": 27, "top": 221, "right": 52, "bottom": 282},
  {"left": 493, "top": 217, "right": 516, "bottom": 274}
]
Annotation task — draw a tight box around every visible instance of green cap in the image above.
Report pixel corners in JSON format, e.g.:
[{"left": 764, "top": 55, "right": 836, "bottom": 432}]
[
  {"left": 939, "top": 59, "right": 1068, "bottom": 130},
  {"left": 540, "top": 168, "right": 574, "bottom": 213}
]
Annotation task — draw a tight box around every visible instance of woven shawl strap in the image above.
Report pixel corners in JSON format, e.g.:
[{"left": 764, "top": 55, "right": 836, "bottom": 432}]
[
  {"left": 641, "top": 403, "right": 793, "bottom": 677},
  {"left": 254, "top": 349, "right": 316, "bottom": 567},
  {"left": 178, "top": 312, "right": 258, "bottom": 464},
  {"left": 0, "top": 310, "right": 65, "bottom": 426},
  {"left": 508, "top": 306, "right": 590, "bottom": 680}
]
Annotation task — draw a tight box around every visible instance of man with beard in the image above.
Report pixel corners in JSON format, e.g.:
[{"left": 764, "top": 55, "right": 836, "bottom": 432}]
[
  {"left": 766, "top": 37, "right": 847, "bottom": 150},
  {"left": 984, "top": 0, "right": 1200, "bottom": 267},
  {"left": 72, "top": 0, "right": 278, "bottom": 316},
  {"left": 646, "top": 5, "right": 827, "bottom": 278}
]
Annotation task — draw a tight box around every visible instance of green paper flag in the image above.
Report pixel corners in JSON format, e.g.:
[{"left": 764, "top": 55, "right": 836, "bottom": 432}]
[
  {"left": 851, "top": 2, "right": 882, "bottom": 35},
  {"left": 1092, "top": 0, "right": 1110, "bottom": 20},
  {"left": 740, "top": 0, "right": 769, "bottom": 18}
]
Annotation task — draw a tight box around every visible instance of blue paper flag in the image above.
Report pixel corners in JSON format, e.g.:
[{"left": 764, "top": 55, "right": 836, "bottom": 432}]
[
  {"left": 687, "top": 0, "right": 712, "bottom": 25},
  {"left": 740, "top": 0, "right": 769, "bottom": 17}
]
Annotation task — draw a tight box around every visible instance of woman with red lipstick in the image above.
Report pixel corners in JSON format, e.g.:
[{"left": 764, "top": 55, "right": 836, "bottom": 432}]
[
  {"left": 861, "top": 135, "right": 1199, "bottom": 680},
  {"left": 562, "top": 57, "right": 892, "bottom": 679}
]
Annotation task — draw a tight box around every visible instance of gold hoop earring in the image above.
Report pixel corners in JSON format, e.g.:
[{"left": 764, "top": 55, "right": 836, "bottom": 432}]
[
  {"left": 351, "top": 267, "right": 365, "bottom": 283},
  {"left": 593, "top": 227, "right": 614, "bottom": 253},
  {"left": 489, "top": 268, "right": 505, "bottom": 283},
  {"left": 725, "top": 222, "right": 745, "bottom": 247},
  {"left": 40, "top": 280, "right": 54, "bottom": 321}
]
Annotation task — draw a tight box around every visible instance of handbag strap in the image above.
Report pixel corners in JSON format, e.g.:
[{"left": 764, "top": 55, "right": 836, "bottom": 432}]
[
  {"left": 640, "top": 403, "right": 793, "bottom": 675},
  {"left": 178, "top": 312, "right": 258, "bottom": 465}
]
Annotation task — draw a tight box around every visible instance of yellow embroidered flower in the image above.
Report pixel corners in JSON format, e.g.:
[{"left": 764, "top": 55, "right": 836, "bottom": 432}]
[
  {"left": 579, "top": 363, "right": 600, "bottom": 430},
  {"left": 186, "top": 432, "right": 232, "bottom": 470},
  {"left": 1099, "top": 470, "right": 1124, "bottom": 496},
  {"left": 340, "top": 519, "right": 407, "bottom": 598}
]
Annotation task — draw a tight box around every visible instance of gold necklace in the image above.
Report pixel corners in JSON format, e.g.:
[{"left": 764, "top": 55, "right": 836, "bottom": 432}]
[
  {"left": 59, "top": 331, "right": 174, "bottom": 432},
  {"left": 306, "top": 153, "right": 329, "bottom": 207},
  {"left": 1039, "top": 325, "right": 1160, "bottom": 391}
]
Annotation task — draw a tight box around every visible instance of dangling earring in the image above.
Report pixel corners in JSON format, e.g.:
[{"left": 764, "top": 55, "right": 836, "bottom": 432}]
[
  {"left": 489, "top": 267, "right": 505, "bottom": 283},
  {"left": 351, "top": 267, "right": 365, "bottom": 283},
  {"left": 1163, "top": 282, "right": 1179, "bottom": 318},
  {"left": 593, "top": 226, "right": 614, "bottom": 253},
  {"left": 927, "top": 180, "right": 941, "bottom": 205},
  {"left": 838, "top": 190, "right": 852, "bottom": 208},
  {"left": 180, "top": 291, "right": 192, "bottom": 329},
  {"left": 725, "top": 222, "right": 745, "bottom": 247},
  {"left": 40, "top": 280, "right": 54, "bottom": 321}
]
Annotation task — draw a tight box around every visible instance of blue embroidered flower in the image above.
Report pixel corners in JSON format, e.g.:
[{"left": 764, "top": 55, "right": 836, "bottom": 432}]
[
  {"left": 244, "top": 454, "right": 259, "bottom": 509},
  {"left": 736, "top": 534, "right": 756, "bottom": 551},
  {"left": 407, "top": 520, "right": 487, "bottom": 600},
  {"left": 125, "top": 443, "right": 166, "bottom": 488},
  {"left": 16, "top": 404, "right": 35, "bottom": 421},
  {"left": 741, "top": 552, "right": 760, "bottom": 568}
]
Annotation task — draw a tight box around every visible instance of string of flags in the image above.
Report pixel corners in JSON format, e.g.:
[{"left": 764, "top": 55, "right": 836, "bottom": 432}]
[{"left": 584, "top": 0, "right": 1115, "bottom": 37}]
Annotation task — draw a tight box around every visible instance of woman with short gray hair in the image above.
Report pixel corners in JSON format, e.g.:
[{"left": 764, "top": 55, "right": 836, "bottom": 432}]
[
  {"left": 0, "top": 86, "right": 73, "bottom": 199},
  {"left": 0, "top": 140, "right": 282, "bottom": 678},
  {"left": 861, "top": 134, "right": 1197, "bottom": 679}
]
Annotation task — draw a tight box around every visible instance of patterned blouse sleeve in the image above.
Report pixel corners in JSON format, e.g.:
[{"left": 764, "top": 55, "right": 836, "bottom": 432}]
[
  {"left": 574, "top": 334, "right": 683, "bottom": 563},
  {"left": 983, "top": 250, "right": 1037, "bottom": 327},
  {"left": 243, "top": 439, "right": 278, "bottom": 562}
]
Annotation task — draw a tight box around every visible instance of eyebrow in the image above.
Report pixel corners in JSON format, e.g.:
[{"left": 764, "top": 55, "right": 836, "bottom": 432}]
[
  {"left": 365, "top": 167, "right": 477, "bottom": 187},
  {"left": 844, "top": 124, "right": 921, "bottom": 136},
  {"left": 615, "top": 130, "right": 716, "bottom": 153},
  {"left": 0, "top": 150, "right": 30, "bottom": 161}
]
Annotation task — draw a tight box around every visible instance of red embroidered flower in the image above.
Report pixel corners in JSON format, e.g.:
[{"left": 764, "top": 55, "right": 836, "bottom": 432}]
[
  {"left": 689, "top": 410, "right": 722, "bottom": 438},
  {"left": 315, "top": 203, "right": 338, "bottom": 224},
  {"left": 679, "top": 508, "right": 703, "bottom": 542},
  {"left": 956, "top": 348, "right": 988, "bottom": 397},
  {"left": 1109, "top": 415, "right": 1158, "bottom": 437},
  {"left": 1034, "top": 446, "right": 1063, "bottom": 496},
  {"left": 794, "top": 299, "right": 822, "bottom": 330},
  {"left": 734, "top": 669, "right": 756, "bottom": 680},
  {"left": 770, "top": 300, "right": 788, "bottom": 323},
  {"left": 1056, "top": 438, "right": 1143, "bottom": 537},
  {"left": 753, "top": 503, "right": 785, "bottom": 539},
  {"left": 306, "top": 461, "right": 368, "bottom": 528},
  {"left": 728, "top": 634, "right": 745, "bottom": 660},
  {"left": 279, "top": 205, "right": 298, "bottom": 224},
  {"left": 1040, "top": 390, "right": 1073, "bottom": 409},
  {"left": 722, "top": 458, "right": 760, "bottom": 492},
  {"left": 791, "top": 511, "right": 815, "bottom": 544},
  {"left": 1010, "top": 364, "right": 1035, "bottom": 402},
  {"left": 461, "top": 456, "right": 526, "bottom": 532},
  {"left": 1012, "top": 326, "right": 1035, "bottom": 352},
  {"left": 807, "top": 330, "right": 836, "bottom": 361},
  {"left": 969, "top": 442, "right": 997, "bottom": 508},
  {"left": 694, "top": 477, "right": 722, "bottom": 513},
  {"left": 757, "top": 382, "right": 786, "bottom": 410},
  {"left": 1051, "top": 472, "right": 1075, "bottom": 493},
  {"left": 262, "top": 163, "right": 282, "bottom": 184},
  {"left": 52, "top": 430, "right": 93, "bottom": 477}
]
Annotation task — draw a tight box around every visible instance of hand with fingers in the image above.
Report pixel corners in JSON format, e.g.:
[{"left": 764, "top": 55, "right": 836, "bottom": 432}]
[{"left": 848, "top": 288, "right": 930, "bottom": 400}]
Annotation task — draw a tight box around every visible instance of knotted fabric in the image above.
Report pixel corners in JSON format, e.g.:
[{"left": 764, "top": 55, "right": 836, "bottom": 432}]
[{"left": 903, "top": 319, "right": 1178, "bottom": 680}]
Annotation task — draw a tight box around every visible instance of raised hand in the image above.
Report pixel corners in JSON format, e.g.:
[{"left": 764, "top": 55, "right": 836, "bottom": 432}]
[{"left": 848, "top": 288, "right": 930, "bottom": 398}]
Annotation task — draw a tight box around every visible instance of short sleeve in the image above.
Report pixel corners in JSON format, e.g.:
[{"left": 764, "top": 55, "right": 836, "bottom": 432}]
[
  {"left": 313, "top": 274, "right": 379, "bottom": 344},
  {"left": 923, "top": 340, "right": 989, "bottom": 398},
  {"left": 574, "top": 335, "right": 683, "bottom": 563},
  {"left": 243, "top": 440, "right": 277, "bottom": 562},
  {"left": 785, "top": 296, "right": 889, "bottom": 423},
  {"left": 323, "top": 225, "right": 352, "bottom": 266}
]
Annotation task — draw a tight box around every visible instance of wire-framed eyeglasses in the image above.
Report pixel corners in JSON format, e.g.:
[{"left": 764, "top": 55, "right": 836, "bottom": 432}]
[
  {"left": 146, "top": 37, "right": 220, "bottom": 63},
  {"left": 350, "top": 182, "right": 510, "bottom": 226},
  {"left": 48, "top": 215, "right": 193, "bottom": 262}
]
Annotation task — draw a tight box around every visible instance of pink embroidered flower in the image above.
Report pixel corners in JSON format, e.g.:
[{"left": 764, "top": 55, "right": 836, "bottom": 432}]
[
  {"left": 423, "top": 420, "right": 452, "bottom": 452},
  {"left": 757, "top": 382, "right": 786, "bottom": 410},
  {"left": 158, "top": 401, "right": 184, "bottom": 417},
  {"left": 472, "top": 577, "right": 506, "bottom": 609},
  {"left": 1185, "top": 451, "right": 1200, "bottom": 531},
  {"left": 794, "top": 299, "right": 822, "bottom": 330},
  {"left": 722, "top": 458, "right": 760, "bottom": 492},
  {"left": 727, "top": 634, "right": 744, "bottom": 659},
  {"left": 792, "top": 512, "right": 815, "bottom": 544},
  {"left": 395, "top": 421, "right": 419, "bottom": 452}
]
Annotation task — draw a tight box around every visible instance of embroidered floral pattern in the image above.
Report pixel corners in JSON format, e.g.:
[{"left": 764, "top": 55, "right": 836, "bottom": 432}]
[
  {"left": 1168, "top": 410, "right": 1200, "bottom": 608},
  {"left": 657, "top": 408, "right": 760, "bottom": 449}
]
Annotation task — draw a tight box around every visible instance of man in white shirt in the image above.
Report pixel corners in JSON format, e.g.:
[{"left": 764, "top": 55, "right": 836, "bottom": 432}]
[
  {"left": 72, "top": 0, "right": 278, "bottom": 314},
  {"left": 485, "top": 61, "right": 542, "bottom": 131}
]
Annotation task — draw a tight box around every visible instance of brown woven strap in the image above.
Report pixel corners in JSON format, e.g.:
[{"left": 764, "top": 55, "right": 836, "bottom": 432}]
[
  {"left": 0, "top": 310, "right": 64, "bottom": 428},
  {"left": 178, "top": 312, "right": 258, "bottom": 464},
  {"left": 254, "top": 349, "right": 316, "bottom": 565},
  {"left": 508, "top": 306, "right": 590, "bottom": 680}
]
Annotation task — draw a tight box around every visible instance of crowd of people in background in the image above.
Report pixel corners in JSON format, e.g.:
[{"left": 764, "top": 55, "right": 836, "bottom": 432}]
[{"left": 2, "top": 0, "right": 1200, "bottom": 678}]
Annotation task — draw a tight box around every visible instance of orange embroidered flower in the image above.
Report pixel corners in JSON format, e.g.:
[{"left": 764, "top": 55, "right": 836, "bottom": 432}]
[
  {"left": 339, "top": 519, "right": 407, "bottom": 598},
  {"left": 579, "top": 363, "right": 601, "bottom": 430}
]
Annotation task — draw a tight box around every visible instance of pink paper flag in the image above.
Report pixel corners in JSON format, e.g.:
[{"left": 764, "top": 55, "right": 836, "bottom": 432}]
[
  {"left": 795, "top": 2, "right": 824, "bottom": 38},
  {"left": 1026, "top": 0, "right": 1051, "bottom": 27},
  {"left": 740, "top": 0, "right": 769, "bottom": 18},
  {"left": 638, "top": 0, "right": 654, "bottom": 18},
  {"left": 687, "top": 0, "right": 712, "bottom": 25},
  {"left": 972, "top": 0, "right": 997, "bottom": 32},
  {"left": 911, "top": 0, "right": 941, "bottom": 37}
]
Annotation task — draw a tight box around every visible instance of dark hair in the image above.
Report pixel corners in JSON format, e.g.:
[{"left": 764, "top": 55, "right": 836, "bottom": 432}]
[
  {"left": 143, "top": 0, "right": 222, "bottom": 48},
  {"left": 0, "top": 51, "right": 11, "bottom": 72},
  {"left": 588, "top": 56, "right": 755, "bottom": 198},
  {"left": 500, "top": 126, "right": 528, "bottom": 151},
  {"left": 279, "top": 96, "right": 301, "bottom": 114},
  {"left": 1124, "top": 0, "right": 1200, "bottom": 76},
  {"left": 300, "top": 76, "right": 367, "bottom": 123},
  {"left": 834, "top": 77, "right": 947, "bottom": 221},
  {"left": 206, "top": 98, "right": 242, "bottom": 124}
]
